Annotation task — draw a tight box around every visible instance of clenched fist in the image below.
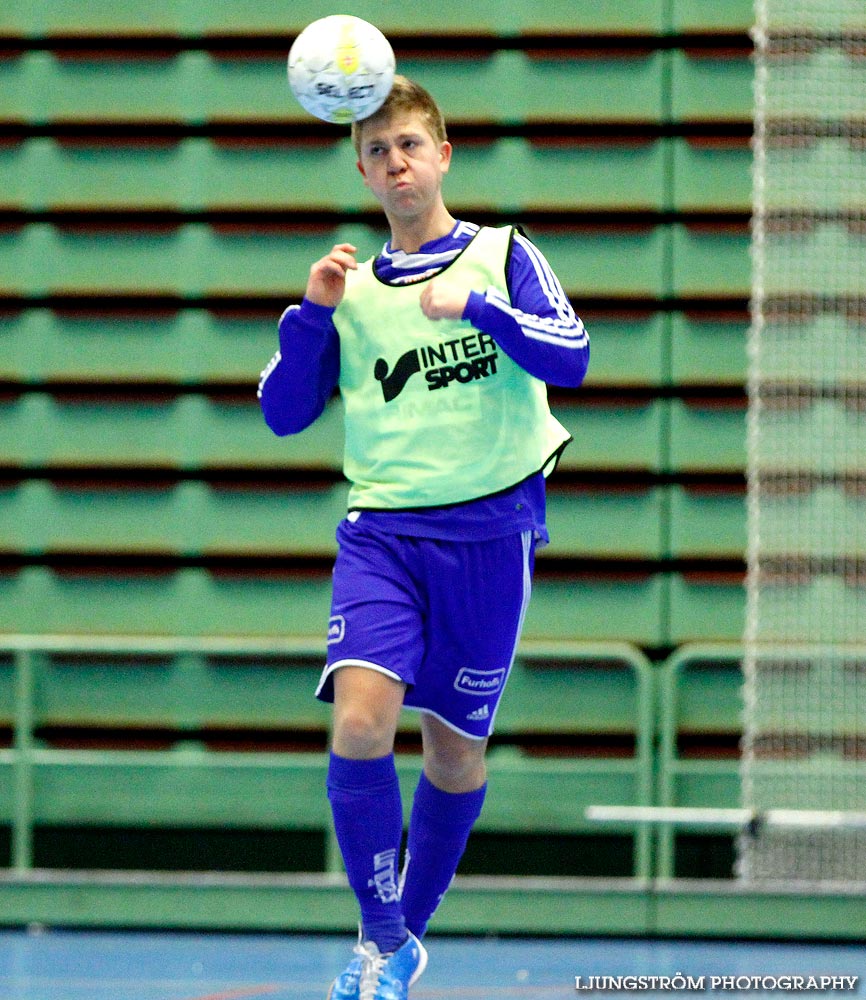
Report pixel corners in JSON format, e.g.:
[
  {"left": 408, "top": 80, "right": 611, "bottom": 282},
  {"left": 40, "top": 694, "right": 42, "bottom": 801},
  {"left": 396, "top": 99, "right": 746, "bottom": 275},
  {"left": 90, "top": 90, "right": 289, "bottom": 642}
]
[
  {"left": 305, "top": 243, "right": 358, "bottom": 309},
  {"left": 419, "top": 279, "right": 470, "bottom": 321}
]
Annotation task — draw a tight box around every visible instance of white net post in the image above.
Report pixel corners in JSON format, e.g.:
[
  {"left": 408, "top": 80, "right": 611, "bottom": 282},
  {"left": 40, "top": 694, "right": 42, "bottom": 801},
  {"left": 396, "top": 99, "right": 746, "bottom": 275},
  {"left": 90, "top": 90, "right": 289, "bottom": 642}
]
[{"left": 741, "top": 0, "right": 866, "bottom": 882}]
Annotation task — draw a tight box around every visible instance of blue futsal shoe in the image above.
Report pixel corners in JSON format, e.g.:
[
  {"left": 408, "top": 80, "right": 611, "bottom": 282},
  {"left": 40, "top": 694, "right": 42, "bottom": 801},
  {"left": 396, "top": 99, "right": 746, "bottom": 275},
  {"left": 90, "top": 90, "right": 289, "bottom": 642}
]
[
  {"left": 357, "top": 931, "right": 428, "bottom": 1000},
  {"left": 326, "top": 931, "right": 364, "bottom": 1000},
  {"left": 327, "top": 951, "right": 363, "bottom": 1000}
]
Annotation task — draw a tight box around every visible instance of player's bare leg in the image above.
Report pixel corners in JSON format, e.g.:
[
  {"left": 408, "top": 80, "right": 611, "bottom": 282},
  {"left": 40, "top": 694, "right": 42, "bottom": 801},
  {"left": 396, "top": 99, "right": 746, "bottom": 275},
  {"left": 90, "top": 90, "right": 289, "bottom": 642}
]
[
  {"left": 331, "top": 664, "right": 405, "bottom": 760},
  {"left": 419, "top": 712, "right": 487, "bottom": 793}
]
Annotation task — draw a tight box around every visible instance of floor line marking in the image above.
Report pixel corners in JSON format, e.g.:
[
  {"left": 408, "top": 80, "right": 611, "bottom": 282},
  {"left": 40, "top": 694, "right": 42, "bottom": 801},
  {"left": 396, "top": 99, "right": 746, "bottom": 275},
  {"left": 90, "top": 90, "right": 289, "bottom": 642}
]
[{"left": 181, "top": 986, "right": 284, "bottom": 1000}]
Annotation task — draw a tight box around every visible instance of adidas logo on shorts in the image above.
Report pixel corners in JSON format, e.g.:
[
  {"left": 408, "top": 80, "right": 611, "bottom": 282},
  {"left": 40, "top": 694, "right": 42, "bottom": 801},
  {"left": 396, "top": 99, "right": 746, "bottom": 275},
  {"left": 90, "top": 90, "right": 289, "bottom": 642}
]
[{"left": 466, "top": 704, "right": 490, "bottom": 722}]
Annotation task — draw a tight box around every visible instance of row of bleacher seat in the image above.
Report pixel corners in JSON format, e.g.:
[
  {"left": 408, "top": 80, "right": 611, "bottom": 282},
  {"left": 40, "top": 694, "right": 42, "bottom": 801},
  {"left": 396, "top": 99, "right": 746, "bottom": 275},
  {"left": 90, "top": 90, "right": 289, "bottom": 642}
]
[
  {"left": 0, "top": 137, "right": 753, "bottom": 213},
  {"left": 0, "top": 50, "right": 755, "bottom": 125},
  {"left": 6, "top": 565, "right": 866, "bottom": 647},
  {"left": 0, "top": 0, "right": 755, "bottom": 37},
  {"left": 0, "top": 392, "right": 750, "bottom": 472},
  {"left": 0, "top": 636, "right": 733, "bottom": 879},
  {"left": 0, "top": 309, "right": 751, "bottom": 387},
  {"left": 0, "top": 222, "right": 753, "bottom": 299},
  {"left": 2, "top": 480, "right": 750, "bottom": 560}
]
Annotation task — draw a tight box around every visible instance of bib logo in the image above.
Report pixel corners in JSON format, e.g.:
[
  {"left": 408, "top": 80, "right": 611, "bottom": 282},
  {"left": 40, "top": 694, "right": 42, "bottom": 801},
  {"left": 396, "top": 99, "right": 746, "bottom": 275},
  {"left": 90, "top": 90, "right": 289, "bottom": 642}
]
[
  {"left": 374, "top": 332, "right": 498, "bottom": 403},
  {"left": 454, "top": 667, "right": 506, "bottom": 697}
]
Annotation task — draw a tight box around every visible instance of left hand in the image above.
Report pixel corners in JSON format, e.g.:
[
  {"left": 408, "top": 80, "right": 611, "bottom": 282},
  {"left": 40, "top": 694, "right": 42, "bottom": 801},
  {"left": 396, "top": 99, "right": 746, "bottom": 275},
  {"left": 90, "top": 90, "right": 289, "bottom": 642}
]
[{"left": 419, "top": 280, "right": 469, "bottom": 321}]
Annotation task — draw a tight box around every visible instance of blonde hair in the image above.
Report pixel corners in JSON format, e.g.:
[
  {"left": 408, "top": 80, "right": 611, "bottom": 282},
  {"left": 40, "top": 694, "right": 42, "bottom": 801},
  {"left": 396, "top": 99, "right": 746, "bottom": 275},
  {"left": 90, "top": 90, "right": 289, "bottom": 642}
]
[{"left": 351, "top": 75, "right": 447, "bottom": 155}]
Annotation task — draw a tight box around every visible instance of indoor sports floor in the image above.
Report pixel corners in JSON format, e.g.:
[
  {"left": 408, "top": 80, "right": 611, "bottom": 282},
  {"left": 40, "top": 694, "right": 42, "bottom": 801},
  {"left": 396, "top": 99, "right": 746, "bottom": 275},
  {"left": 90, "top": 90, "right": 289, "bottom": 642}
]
[{"left": 0, "top": 929, "right": 862, "bottom": 999}]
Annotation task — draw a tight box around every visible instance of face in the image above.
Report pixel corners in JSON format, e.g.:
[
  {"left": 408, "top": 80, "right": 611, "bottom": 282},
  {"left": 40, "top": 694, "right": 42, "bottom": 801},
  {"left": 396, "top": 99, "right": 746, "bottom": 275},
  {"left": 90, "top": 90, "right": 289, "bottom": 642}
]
[{"left": 356, "top": 111, "right": 452, "bottom": 223}]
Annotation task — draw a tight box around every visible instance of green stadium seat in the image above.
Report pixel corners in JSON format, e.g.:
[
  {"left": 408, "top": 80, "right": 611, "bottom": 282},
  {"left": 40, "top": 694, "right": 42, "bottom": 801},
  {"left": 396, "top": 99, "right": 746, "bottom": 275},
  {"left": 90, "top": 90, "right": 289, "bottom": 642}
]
[
  {"left": 487, "top": 641, "right": 656, "bottom": 875},
  {"left": 667, "top": 397, "right": 746, "bottom": 473},
  {"left": 764, "top": 223, "right": 866, "bottom": 298},
  {"left": 764, "top": 46, "right": 866, "bottom": 120},
  {"left": 199, "top": 395, "right": 345, "bottom": 470},
  {"left": 217, "top": 1, "right": 496, "bottom": 35},
  {"left": 0, "top": 54, "right": 31, "bottom": 124},
  {"left": 755, "top": 484, "right": 866, "bottom": 560},
  {"left": 1, "top": 392, "right": 186, "bottom": 468},
  {"left": 0, "top": 140, "right": 26, "bottom": 211},
  {"left": 3, "top": 135, "right": 670, "bottom": 215},
  {"left": 0, "top": 9, "right": 28, "bottom": 34},
  {"left": 766, "top": 3, "right": 866, "bottom": 31},
  {"left": 16, "top": 640, "right": 331, "bottom": 732},
  {"left": 580, "top": 312, "right": 668, "bottom": 388},
  {"left": 18, "top": 0, "right": 184, "bottom": 34},
  {"left": 0, "top": 309, "right": 284, "bottom": 385},
  {"left": 755, "top": 398, "right": 866, "bottom": 476},
  {"left": 1, "top": 479, "right": 187, "bottom": 556},
  {"left": 195, "top": 482, "right": 347, "bottom": 557},
  {"left": 199, "top": 224, "right": 386, "bottom": 298},
  {"left": 0, "top": 479, "right": 348, "bottom": 558},
  {"left": 0, "top": 392, "right": 345, "bottom": 471},
  {"left": 0, "top": 222, "right": 385, "bottom": 298},
  {"left": 669, "top": 312, "right": 748, "bottom": 387},
  {"left": 669, "top": 0, "right": 755, "bottom": 33},
  {"left": 196, "top": 138, "right": 376, "bottom": 212},
  {"left": 497, "top": 642, "right": 653, "bottom": 738},
  {"left": 402, "top": 51, "right": 666, "bottom": 126},
  {"left": 758, "top": 314, "right": 866, "bottom": 385},
  {"left": 543, "top": 485, "right": 666, "bottom": 560},
  {"left": 747, "top": 648, "right": 866, "bottom": 740},
  {"left": 667, "top": 484, "right": 746, "bottom": 560},
  {"left": 0, "top": 226, "right": 39, "bottom": 296},
  {"left": 751, "top": 577, "right": 866, "bottom": 644},
  {"left": 2, "top": 565, "right": 661, "bottom": 647},
  {"left": 3, "top": 0, "right": 665, "bottom": 35},
  {"left": 762, "top": 138, "right": 866, "bottom": 215},
  {"left": 656, "top": 643, "right": 744, "bottom": 876},
  {"left": 671, "top": 137, "right": 752, "bottom": 213},
  {"left": 667, "top": 572, "right": 746, "bottom": 644},
  {"left": 24, "top": 52, "right": 190, "bottom": 125},
  {"left": 156, "top": 51, "right": 662, "bottom": 129},
  {"left": 1, "top": 224, "right": 186, "bottom": 297},
  {"left": 447, "top": 138, "right": 667, "bottom": 213},
  {"left": 528, "top": 225, "right": 668, "bottom": 299},
  {"left": 197, "top": 53, "right": 306, "bottom": 123},
  {"left": 524, "top": 574, "right": 668, "bottom": 647},
  {"left": 670, "top": 223, "right": 751, "bottom": 299},
  {"left": 26, "top": 0, "right": 668, "bottom": 36},
  {"left": 669, "top": 51, "right": 754, "bottom": 124},
  {"left": 9, "top": 49, "right": 667, "bottom": 129},
  {"left": 29, "top": 138, "right": 192, "bottom": 212},
  {"left": 0, "top": 566, "right": 333, "bottom": 636},
  {"left": 554, "top": 398, "right": 666, "bottom": 472}
]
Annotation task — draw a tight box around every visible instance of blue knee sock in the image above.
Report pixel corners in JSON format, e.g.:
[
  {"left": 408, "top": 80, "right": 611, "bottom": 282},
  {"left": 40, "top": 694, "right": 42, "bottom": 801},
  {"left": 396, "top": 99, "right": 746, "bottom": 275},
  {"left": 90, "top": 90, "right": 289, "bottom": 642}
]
[
  {"left": 400, "top": 771, "right": 486, "bottom": 940},
  {"left": 326, "top": 751, "right": 407, "bottom": 954}
]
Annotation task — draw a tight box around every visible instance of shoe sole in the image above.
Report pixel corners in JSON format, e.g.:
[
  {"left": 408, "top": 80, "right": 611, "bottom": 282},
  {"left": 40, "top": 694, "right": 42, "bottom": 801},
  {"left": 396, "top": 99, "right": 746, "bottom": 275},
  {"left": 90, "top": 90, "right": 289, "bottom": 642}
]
[{"left": 408, "top": 937, "right": 429, "bottom": 988}]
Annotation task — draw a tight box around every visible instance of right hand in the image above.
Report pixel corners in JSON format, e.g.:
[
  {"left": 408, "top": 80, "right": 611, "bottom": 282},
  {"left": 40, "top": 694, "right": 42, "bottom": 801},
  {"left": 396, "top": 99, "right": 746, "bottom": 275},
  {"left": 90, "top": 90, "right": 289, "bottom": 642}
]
[{"left": 305, "top": 242, "right": 358, "bottom": 308}]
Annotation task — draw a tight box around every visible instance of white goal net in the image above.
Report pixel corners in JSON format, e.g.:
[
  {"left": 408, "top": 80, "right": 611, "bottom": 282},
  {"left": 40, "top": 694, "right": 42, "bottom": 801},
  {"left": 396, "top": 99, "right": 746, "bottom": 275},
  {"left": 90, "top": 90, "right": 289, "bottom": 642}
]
[{"left": 741, "top": 0, "right": 866, "bottom": 882}]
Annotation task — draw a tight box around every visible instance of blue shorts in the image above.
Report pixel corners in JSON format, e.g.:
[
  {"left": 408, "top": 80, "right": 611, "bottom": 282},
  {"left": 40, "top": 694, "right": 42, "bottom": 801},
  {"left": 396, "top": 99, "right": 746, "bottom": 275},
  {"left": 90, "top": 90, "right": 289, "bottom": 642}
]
[{"left": 316, "top": 518, "right": 535, "bottom": 739}]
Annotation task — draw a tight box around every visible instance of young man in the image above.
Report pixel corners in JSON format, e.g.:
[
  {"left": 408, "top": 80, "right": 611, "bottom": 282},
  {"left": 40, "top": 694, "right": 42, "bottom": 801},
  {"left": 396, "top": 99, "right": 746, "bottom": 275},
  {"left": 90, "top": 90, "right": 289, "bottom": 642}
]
[{"left": 258, "top": 76, "right": 589, "bottom": 1000}]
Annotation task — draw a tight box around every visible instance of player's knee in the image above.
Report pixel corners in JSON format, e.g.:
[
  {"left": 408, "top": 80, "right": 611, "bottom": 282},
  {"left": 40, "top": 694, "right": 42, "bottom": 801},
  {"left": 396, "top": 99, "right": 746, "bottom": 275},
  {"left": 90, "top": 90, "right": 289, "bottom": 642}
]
[
  {"left": 332, "top": 702, "right": 395, "bottom": 759},
  {"left": 424, "top": 733, "right": 487, "bottom": 792}
]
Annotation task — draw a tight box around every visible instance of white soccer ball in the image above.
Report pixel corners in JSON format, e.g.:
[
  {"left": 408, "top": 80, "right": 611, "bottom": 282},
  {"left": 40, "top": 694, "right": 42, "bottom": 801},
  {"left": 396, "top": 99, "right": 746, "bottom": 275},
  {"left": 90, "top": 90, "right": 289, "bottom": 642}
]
[{"left": 287, "top": 15, "right": 395, "bottom": 125}]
